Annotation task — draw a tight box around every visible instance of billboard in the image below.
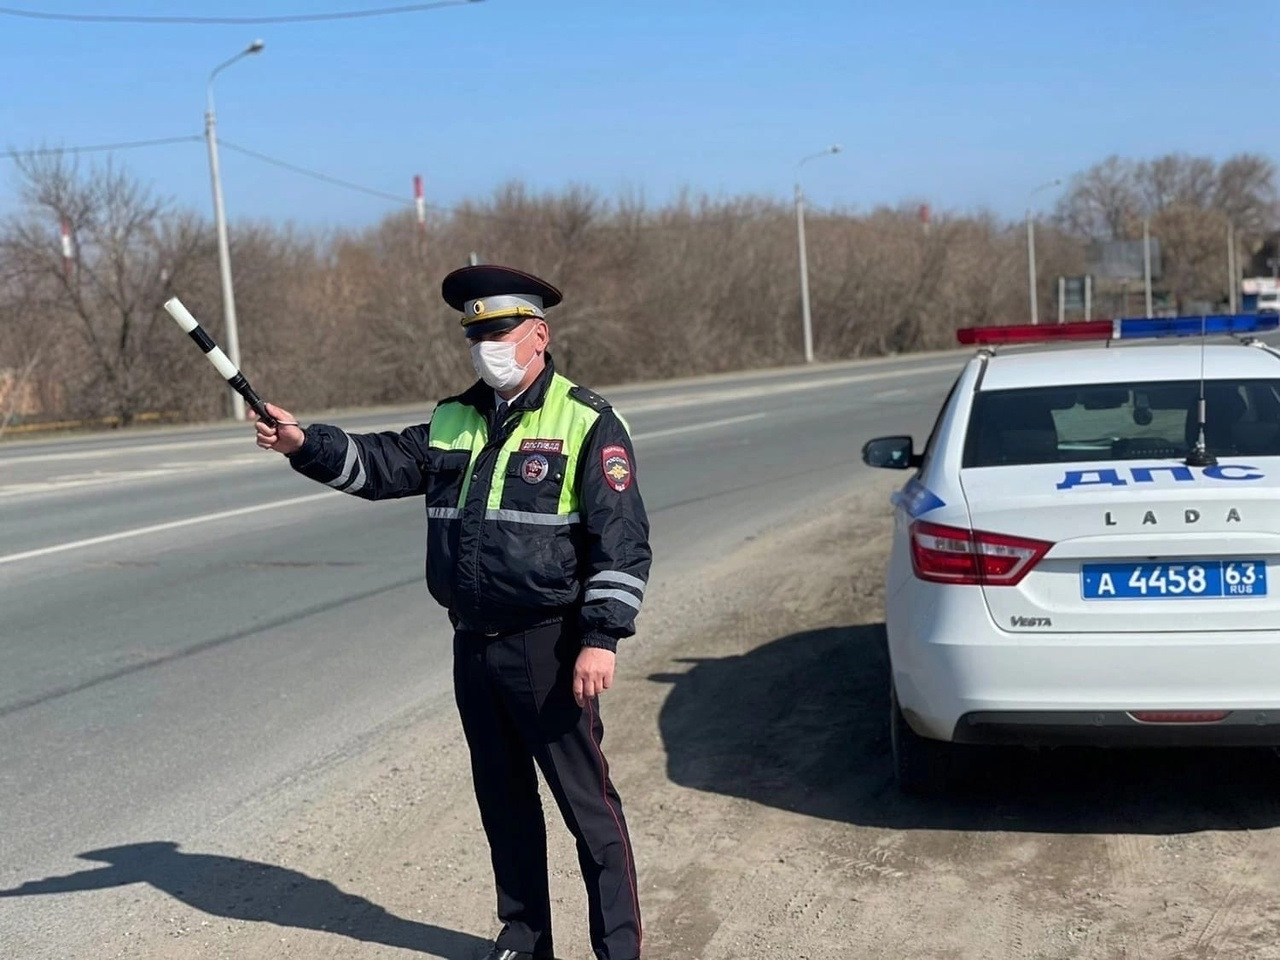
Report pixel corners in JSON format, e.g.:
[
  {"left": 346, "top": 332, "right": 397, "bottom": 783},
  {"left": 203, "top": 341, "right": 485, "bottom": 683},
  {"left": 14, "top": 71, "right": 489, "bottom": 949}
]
[
  {"left": 1085, "top": 239, "right": 1162, "bottom": 281},
  {"left": 1060, "top": 276, "right": 1090, "bottom": 311}
]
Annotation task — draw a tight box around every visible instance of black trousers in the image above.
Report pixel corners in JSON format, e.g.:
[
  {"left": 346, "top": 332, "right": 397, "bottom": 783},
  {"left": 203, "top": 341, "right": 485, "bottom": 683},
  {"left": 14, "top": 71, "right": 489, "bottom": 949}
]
[{"left": 453, "top": 619, "right": 642, "bottom": 960}]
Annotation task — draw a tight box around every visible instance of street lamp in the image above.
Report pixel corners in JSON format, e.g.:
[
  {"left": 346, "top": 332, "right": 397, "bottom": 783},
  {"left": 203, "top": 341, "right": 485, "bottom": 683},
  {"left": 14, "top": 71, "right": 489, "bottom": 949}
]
[
  {"left": 1024, "top": 178, "right": 1060, "bottom": 325},
  {"left": 206, "top": 39, "right": 264, "bottom": 420},
  {"left": 795, "top": 144, "right": 841, "bottom": 363}
]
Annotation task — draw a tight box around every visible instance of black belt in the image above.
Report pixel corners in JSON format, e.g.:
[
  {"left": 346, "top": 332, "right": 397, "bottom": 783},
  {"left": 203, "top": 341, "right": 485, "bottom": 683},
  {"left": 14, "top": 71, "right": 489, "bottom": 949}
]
[
  {"left": 453, "top": 612, "right": 569, "bottom": 638},
  {"left": 456, "top": 623, "right": 503, "bottom": 638}
]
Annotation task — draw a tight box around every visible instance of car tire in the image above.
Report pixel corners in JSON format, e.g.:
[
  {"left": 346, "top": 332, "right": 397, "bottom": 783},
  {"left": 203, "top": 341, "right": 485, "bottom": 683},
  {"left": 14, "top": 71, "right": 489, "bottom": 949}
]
[{"left": 890, "top": 683, "right": 962, "bottom": 797}]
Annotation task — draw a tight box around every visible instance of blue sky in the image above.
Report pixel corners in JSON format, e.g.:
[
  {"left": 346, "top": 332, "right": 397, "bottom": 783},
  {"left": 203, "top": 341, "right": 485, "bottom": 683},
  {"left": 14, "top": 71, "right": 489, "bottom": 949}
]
[{"left": 0, "top": 1, "right": 1269, "bottom": 229}]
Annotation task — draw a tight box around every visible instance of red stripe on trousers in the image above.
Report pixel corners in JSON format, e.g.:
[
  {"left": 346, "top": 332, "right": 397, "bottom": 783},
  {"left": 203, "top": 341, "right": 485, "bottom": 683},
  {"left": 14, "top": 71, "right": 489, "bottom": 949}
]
[{"left": 587, "top": 697, "right": 642, "bottom": 955}]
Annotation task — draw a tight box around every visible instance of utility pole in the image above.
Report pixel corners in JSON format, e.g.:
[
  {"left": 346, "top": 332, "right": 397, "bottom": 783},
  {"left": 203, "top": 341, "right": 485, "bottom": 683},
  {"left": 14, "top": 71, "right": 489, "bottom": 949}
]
[
  {"left": 1227, "top": 221, "right": 1238, "bottom": 313},
  {"left": 1143, "top": 218, "right": 1153, "bottom": 318},
  {"left": 1026, "top": 211, "right": 1039, "bottom": 324},
  {"left": 414, "top": 174, "right": 426, "bottom": 257},
  {"left": 60, "top": 217, "right": 74, "bottom": 279}
]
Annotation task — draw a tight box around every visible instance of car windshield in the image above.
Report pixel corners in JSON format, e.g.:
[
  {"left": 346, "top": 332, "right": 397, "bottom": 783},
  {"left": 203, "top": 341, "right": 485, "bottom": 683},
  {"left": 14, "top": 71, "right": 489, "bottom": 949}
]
[{"left": 963, "top": 379, "right": 1280, "bottom": 467}]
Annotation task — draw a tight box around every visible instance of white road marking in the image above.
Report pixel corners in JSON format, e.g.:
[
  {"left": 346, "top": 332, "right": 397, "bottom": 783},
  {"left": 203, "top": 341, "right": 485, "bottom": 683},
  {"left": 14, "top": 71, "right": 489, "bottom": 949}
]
[
  {"left": 873, "top": 387, "right": 911, "bottom": 399},
  {"left": 0, "top": 421, "right": 412, "bottom": 466},
  {"left": 0, "top": 492, "right": 335, "bottom": 567},
  {"left": 0, "top": 455, "right": 275, "bottom": 498},
  {"left": 1, "top": 360, "right": 961, "bottom": 467},
  {"left": 1, "top": 411, "right": 777, "bottom": 567},
  {"left": 0, "top": 435, "right": 252, "bottom": 465},
  {"left": 0, "top": 412, "right": 769, "bottom": 501},
  {"left": 634, "top": 412, "right": 766, "bottom": 442},
  {"left": 618, "top": 362, "right": 962, "bottom": 415}
]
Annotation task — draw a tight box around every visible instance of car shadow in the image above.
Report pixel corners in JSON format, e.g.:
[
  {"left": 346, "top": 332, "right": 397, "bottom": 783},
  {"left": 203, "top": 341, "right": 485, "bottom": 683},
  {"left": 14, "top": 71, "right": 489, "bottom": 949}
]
[
  {"left": 650, "top": 623, "right": 1280, "bottom": 833},
  {"left": 0, "top": 841, "right": 488, "bottom": 959}
]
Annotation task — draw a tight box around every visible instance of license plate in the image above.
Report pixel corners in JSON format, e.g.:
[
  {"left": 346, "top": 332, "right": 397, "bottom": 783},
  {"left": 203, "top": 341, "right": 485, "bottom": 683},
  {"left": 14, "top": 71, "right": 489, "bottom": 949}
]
[{"left": 1082, "top": 560, "right": 1267, "bottom": 599}]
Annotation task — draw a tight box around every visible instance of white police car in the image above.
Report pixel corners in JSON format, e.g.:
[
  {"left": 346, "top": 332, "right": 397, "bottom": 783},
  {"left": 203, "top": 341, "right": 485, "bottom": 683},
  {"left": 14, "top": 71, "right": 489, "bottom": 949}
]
[{"left": 863, "top": 314, "right": 1280, "bottom": 795}]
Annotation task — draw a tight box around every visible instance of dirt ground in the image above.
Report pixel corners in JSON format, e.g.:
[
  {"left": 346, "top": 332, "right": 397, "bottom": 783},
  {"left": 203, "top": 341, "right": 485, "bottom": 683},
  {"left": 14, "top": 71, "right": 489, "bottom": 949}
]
[{"left": 91, "top": 474, "right": 1280, "bottom": 959}]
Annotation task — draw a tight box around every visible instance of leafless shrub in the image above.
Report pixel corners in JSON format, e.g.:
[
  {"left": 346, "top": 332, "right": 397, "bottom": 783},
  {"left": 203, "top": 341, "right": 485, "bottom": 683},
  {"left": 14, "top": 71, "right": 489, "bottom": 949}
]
[{"left": 3, "top": 150, "right": 1275, "bottom": 427}]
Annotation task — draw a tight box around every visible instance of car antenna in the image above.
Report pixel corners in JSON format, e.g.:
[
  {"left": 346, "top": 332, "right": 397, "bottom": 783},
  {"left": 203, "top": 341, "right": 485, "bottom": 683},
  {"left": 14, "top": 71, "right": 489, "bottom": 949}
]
[{"left": 1184, "top": 313, "right": 1216, "bottom": 467}]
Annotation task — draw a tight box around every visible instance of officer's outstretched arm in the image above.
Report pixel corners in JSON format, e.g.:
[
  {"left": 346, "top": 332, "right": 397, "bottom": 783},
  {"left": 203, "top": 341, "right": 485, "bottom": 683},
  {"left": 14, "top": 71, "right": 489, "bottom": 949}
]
[
  {"left": 286, "top": 423, "right": 433, "bottom": 500},
  {"left": 578, "top": 410, "right": 653, "bottom": 652}
]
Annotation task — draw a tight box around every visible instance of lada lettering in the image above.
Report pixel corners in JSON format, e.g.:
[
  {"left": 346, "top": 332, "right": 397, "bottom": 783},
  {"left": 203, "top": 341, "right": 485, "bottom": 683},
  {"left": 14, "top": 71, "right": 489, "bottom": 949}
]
[
  {"left": 1103, "top": 507, "right": 1243, "bottom": 526},
  {"left": 1059, "top": 465, "right": 1264, "bottom": 489}
]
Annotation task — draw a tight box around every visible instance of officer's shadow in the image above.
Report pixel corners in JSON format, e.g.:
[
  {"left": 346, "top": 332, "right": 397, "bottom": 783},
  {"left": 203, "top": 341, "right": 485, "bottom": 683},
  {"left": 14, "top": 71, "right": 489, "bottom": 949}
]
[{"left": 0, "top": 841, "right": 488, "bottom": 959}]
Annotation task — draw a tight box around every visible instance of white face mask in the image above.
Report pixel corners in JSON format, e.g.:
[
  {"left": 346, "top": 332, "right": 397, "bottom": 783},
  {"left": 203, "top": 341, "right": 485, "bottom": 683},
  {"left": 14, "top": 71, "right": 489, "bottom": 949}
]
[{"left": 470, "top": 324, "right": 538, "bottom": 391}]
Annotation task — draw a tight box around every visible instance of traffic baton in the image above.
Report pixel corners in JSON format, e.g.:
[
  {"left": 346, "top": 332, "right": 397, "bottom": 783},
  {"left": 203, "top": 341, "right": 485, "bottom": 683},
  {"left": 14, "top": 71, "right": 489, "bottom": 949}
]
[{"left": 163, "top": 297, "right": 279, "bottom": 427}]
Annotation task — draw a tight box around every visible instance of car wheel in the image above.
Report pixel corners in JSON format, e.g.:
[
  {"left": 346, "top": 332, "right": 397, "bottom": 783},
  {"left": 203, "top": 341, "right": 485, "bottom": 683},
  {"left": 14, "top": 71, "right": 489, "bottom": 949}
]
[{"left": 890, "top": 683, "right": 962, "bottom": 796}]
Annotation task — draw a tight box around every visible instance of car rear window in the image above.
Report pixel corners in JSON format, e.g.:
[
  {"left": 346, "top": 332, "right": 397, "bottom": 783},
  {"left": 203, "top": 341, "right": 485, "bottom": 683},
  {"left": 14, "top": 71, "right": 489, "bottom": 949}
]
[{"left": 963, "top": 379, "right": 1280, "bottom": 467}]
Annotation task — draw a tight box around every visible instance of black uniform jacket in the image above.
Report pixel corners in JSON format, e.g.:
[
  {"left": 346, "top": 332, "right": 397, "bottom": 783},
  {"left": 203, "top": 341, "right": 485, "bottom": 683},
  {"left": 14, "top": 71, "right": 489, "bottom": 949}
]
[{"left": 285, "top": 358, "right": 652, "bottom": 651}]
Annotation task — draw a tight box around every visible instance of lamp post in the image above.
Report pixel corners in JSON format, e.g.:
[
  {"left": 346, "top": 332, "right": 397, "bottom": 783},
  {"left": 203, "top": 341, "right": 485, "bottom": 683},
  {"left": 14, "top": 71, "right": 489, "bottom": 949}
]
[
  {"left": 206, "top": 39, "right": 264, "bottom": 421},
  {"left": 1024, "top": 178, "right": 1061, "bottom": 325},
  {"left": 795, "top": 144, "right": 841, "bottom": 363}
]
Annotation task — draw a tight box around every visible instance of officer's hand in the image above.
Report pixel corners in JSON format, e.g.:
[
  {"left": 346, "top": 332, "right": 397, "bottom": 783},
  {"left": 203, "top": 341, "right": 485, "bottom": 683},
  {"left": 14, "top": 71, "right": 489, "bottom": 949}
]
[
  {"left": 252, "top": 402, "right": 305, "bottom": 456},
  {"left": 573, "top": 647, "right": 616, "bottom": 707}
]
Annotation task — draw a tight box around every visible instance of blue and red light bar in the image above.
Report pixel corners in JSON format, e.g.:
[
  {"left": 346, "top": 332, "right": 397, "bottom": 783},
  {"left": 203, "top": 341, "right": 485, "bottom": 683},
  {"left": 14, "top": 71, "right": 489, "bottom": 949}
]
[{"left": 957, "top": 313, "right": 1280, "bottom": 346}]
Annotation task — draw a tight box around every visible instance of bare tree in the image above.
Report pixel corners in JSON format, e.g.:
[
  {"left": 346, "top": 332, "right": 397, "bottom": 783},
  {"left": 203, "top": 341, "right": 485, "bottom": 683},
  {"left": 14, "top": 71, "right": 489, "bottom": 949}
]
[
  {"left": 1214, "top": 153, "right": 1279, "bottom": 235},
  {"left": 7, "top": 148, "right": 1275, "bottom": 433},
  {"left": 1, "top": 153, "right": 213, "bottom": 425},
  {"left": 0, "top": 284, "right": 53, "bottom": 436},
  {"left": 1055, "top": 152, "right": 1280, "bottom": 312},
  {"left": 1139, "top": 154, "right": 1216, "bottom": 217},
  {"left": 1054, "top": 156, "right": 1142, "bottom": 240}
]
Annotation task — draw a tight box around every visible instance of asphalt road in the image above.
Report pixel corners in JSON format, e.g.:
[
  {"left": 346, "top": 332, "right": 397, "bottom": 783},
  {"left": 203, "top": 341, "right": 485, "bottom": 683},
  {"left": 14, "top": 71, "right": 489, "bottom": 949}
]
[{"left": 0, "top": 352, "right": 963, "bottom": 953}]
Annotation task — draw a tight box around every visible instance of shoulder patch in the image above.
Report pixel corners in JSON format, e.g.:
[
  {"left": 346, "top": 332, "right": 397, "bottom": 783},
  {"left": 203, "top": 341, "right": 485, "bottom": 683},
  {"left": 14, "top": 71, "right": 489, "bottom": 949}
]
[
  {"left": 568, "top": 384, "right": 612, "bottom": 412},
  {"left": 601, "top": 444, "right": 633, "bottom": 492}
]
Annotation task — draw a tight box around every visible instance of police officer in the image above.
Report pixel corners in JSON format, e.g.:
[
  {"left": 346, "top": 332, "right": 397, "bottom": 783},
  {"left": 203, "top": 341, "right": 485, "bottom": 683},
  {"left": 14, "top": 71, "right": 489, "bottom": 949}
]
[{"left": 255, "top": 265, "right": 650, "bottom": 960}]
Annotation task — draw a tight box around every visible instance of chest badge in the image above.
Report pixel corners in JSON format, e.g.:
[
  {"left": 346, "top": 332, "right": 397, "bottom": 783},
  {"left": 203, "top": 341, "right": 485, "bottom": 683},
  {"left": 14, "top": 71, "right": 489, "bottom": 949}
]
[{"left": 521, "top": 453, "right": 550, "bottom": 484}]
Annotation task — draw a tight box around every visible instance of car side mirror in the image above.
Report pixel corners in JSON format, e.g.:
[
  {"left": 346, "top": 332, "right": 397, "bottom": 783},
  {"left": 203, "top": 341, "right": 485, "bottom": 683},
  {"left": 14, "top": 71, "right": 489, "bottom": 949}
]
[{"left": 862, "top": 435, "right": 922, "bottom": 470}]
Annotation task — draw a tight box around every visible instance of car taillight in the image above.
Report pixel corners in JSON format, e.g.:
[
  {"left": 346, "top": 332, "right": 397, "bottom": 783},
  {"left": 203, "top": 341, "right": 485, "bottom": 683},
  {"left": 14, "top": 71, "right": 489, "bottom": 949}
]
[{"left": 909, "top": 520, "right": 1052, "bottom": 586}]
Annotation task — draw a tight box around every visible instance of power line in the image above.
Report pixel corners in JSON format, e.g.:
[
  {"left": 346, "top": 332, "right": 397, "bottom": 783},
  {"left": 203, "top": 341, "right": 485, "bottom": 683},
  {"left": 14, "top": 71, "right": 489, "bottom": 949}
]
[
  {"left": 0, "top": 135, "right": 201, "bottom": 161},
  {"left": 217, "top": 141, "right": 539, "bottom": 221},
  {"left": 0, "top": 134, "right": 782, "bottom": 234},
  {"left": 219, "top": 143, "right": 783, "bottom": 232},
  {"left": 0, "top": 134, "right": 424, "bottom": 211},
  {"left": 218, "top": 140, "right": 410, "bottom": 206},
  {"left": 0, "top": 1, "right": 482, "bottom": 25}
]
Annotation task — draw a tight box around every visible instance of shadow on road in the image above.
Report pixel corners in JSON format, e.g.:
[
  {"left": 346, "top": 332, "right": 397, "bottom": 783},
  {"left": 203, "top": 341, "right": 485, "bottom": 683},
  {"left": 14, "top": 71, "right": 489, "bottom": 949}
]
[
  {"left": 650, "top": 623, "right": 1280, "bottom": 834},
  {"left": 0, "top": 841, "right": 487, "bottom": 959}
]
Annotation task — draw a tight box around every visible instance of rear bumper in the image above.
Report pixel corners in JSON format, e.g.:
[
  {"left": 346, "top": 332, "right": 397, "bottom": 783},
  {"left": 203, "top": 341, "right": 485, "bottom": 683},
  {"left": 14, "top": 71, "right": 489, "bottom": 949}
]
[
  {"left": 952, "top": 710, "right": 1280, "bottom": 747},
  {"left": 888, "top": 581, "right": 1280, "bottom": 745}
]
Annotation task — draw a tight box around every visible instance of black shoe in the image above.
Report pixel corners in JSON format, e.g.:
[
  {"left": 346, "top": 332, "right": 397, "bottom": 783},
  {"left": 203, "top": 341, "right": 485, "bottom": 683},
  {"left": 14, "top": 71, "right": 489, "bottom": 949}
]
[{"left": 479, "top": 948, "right": 555, "bottom": 960}]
